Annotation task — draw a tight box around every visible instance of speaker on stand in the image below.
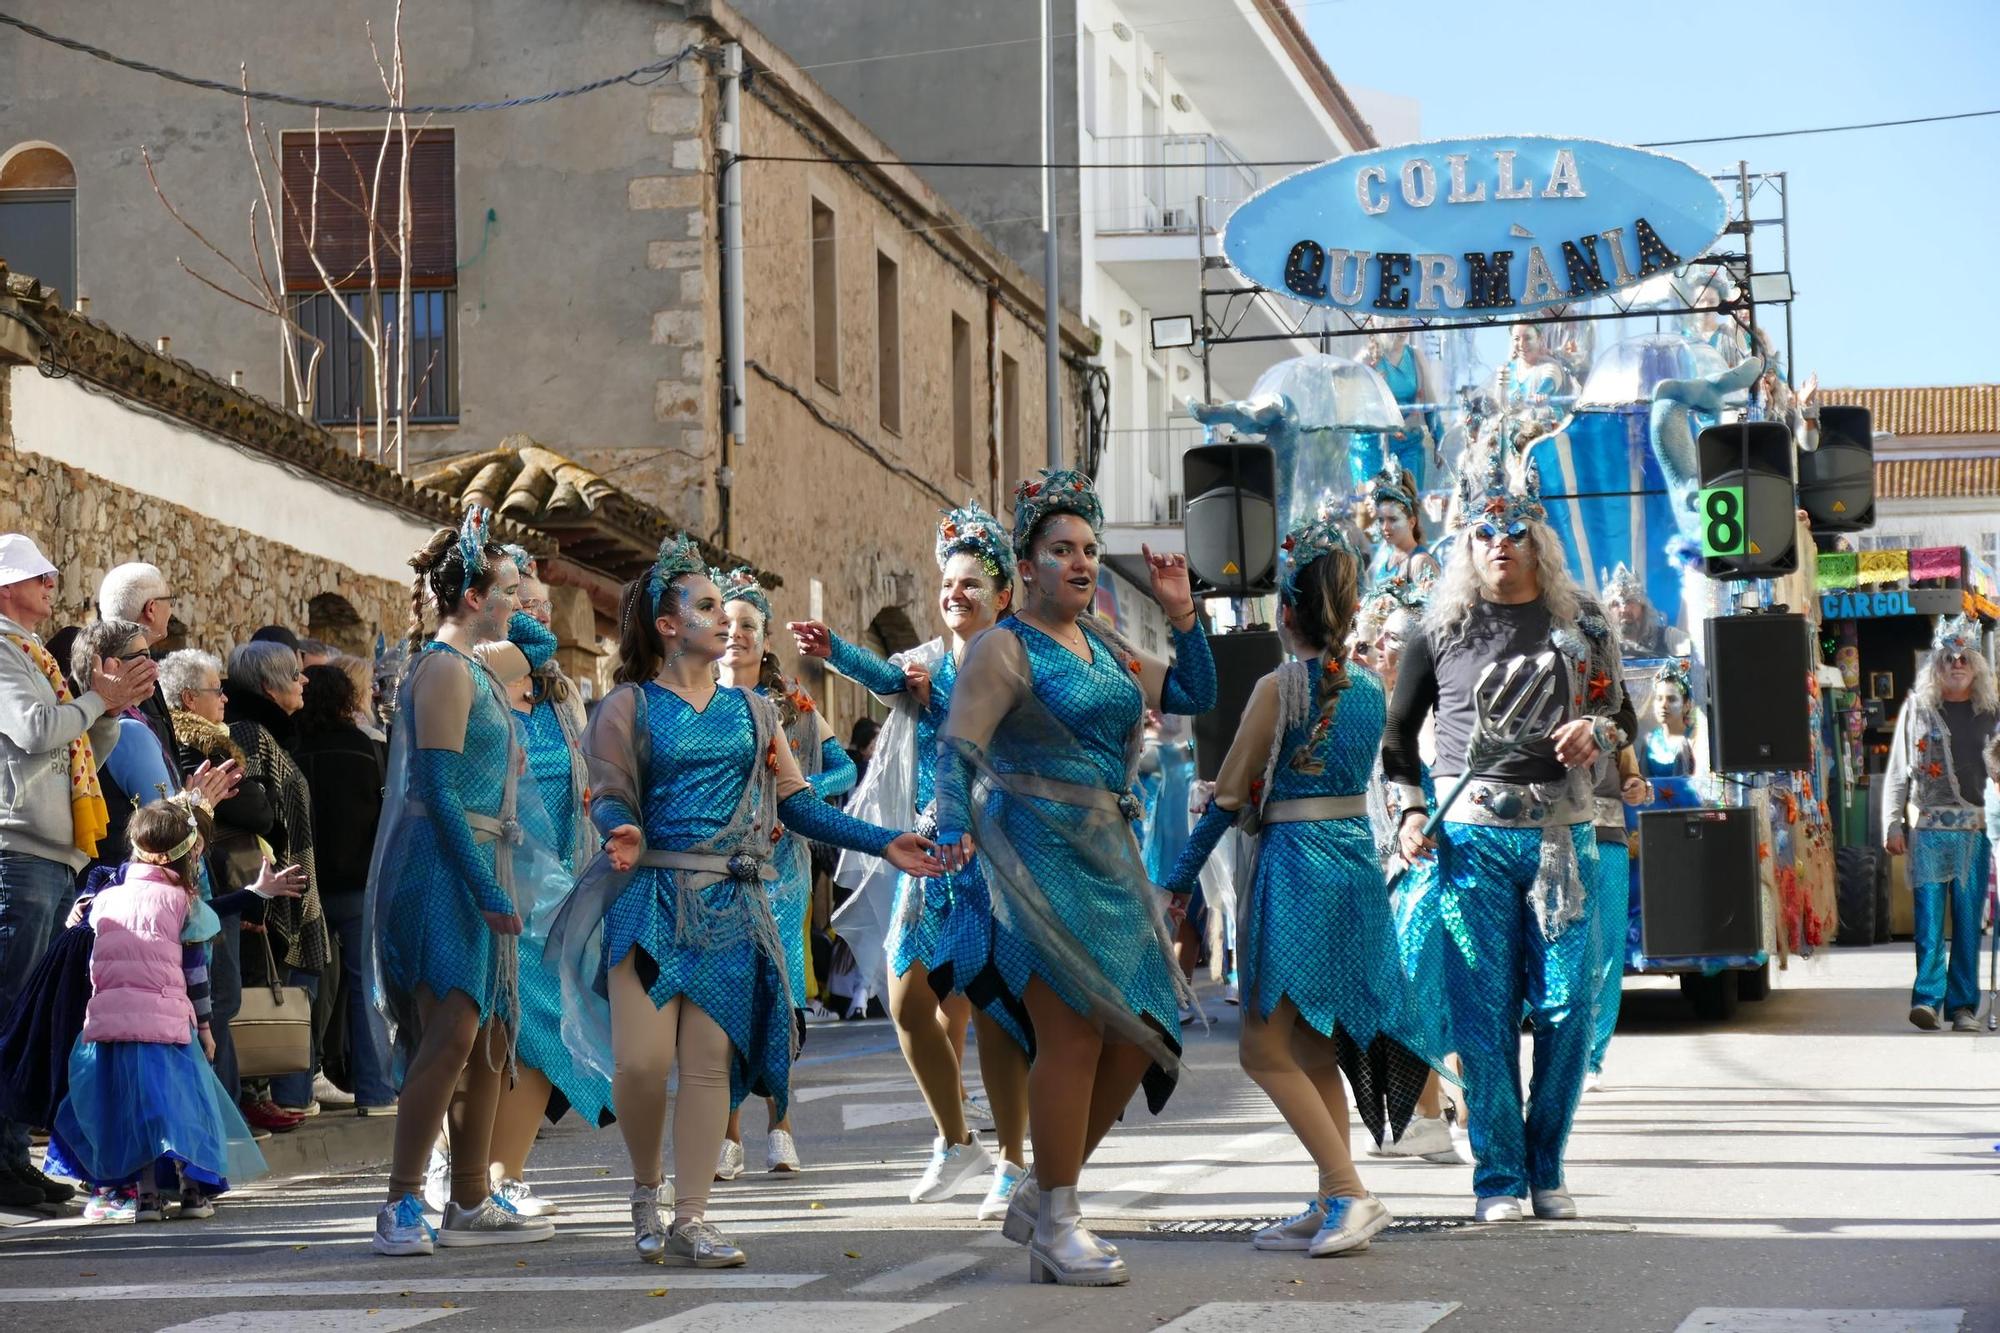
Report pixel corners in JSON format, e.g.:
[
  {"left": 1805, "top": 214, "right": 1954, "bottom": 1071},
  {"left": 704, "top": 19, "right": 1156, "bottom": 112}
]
[
  {"left": 1181, "top": 444, "right": 1278, "bottom": 598},
  {"left": 1192, "top": 629, "right": 1285, "bottom": 782},
  {"left": 1704, "top": 612, "right": 1812, "bottom": 773}
]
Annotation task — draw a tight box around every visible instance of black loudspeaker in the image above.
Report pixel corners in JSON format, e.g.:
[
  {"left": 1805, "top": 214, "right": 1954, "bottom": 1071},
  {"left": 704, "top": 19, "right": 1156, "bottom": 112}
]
[
  {"left": 1638, "top": 807, "right": 1761, "bottom": 958},
  {"left": 1696, "top": 420, "right": 1797, "bottom": 579},
  {"left": 1182, "top": 444, "right": 1278, "bottom": 597},
  {"left": 1192, "top": 629, "right": 1285, "bottom": 782},
  {"left": 1705, "top": 613, "right": 1812, "bottom": 772},
  {"left": 1798, "top": 405, "right": 1875, "bottom": 533}
]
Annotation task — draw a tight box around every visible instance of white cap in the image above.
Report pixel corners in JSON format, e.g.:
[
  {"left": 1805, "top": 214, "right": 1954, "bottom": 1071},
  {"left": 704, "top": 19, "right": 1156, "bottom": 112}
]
[{"left": 0, "top": 534, "right": 59, "bottom": 588}]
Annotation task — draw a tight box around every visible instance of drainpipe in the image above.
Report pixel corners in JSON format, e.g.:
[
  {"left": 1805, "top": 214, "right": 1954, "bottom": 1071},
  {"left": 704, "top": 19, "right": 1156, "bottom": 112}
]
[
  {"left": 986, "top": 283, "right": 1001, "bottom": 512},
  {"left": 717, "top": 41, "right": 748, "bottom": 547}
]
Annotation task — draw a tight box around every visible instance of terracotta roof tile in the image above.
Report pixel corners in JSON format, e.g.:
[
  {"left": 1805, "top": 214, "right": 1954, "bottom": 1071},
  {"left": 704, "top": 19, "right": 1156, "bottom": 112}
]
[
  {"left": 1820, "top": 385, "right": 2000, "bottom": 437},
  {"left": 1875, "top": 456, "right": 2000, "bottom": 499}
]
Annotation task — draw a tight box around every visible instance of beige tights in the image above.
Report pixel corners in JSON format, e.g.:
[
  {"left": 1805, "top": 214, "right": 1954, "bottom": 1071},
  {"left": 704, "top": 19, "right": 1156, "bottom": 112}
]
[
  {"left": 386, "top": 987, "right": 507, "bottom": 1209},
  {"left": 489, "top": 1064, "right": 553, "bottom": 1183},
  {"left": 609, "top": 955, "right": 735, "bottom": 1225},
  {"left": 1239, "top": 999, "right": 1367, "bottom": 1200}
]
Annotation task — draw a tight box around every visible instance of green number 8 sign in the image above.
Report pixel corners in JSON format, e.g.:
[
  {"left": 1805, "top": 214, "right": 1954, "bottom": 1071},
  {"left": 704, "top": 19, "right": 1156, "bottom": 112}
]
[{"left": 1699, "top": 484, "right": 1746, "bottom": 557}]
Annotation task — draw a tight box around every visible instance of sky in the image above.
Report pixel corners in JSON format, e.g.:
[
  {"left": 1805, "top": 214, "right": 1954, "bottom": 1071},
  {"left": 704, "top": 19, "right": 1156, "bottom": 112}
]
[{"left": 1304, "top": 0, "right": 2000, "bottom": 389}]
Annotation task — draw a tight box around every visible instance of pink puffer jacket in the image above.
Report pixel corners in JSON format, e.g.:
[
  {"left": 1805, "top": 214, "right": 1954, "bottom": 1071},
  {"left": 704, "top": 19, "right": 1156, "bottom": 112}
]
[{"left": 81, "top": 864, "right": 196, "bottom": 1045}]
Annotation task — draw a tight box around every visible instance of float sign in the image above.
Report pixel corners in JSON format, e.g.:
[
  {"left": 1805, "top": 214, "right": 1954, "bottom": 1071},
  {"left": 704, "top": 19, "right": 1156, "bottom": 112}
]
[{"left": 1222, "top": 136, "right": 1730, "bottom": 318}]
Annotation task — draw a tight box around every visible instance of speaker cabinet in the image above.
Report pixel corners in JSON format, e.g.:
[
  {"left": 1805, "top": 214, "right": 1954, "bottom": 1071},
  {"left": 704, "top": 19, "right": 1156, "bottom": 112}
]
[
  {"left": 1696, "top": 420, "right": 1798, "bottom": 579},
  {"left": 1638, "top": 806, "right": 1761, "bottom": 958},
  {"left": 1704, "top": 613, "right": 1812, "bottom": 773},
  {"left": 1182, "top": 444, "right": 1278, "bottom": 597},
  {"left": 1192, "top": 630, "right": 1285, "bottom": 782},
  {"left": 1798, "top": 404, "right": 1875, "bottom": 534}
]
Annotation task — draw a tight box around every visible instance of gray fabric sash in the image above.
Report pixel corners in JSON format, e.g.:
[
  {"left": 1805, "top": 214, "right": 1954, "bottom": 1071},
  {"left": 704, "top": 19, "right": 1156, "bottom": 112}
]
[
  {"left": 1261, "top": 795, "right": 1369, "bottom": 824},
  {"left": 636, "top": 847, "right": 780, "bottom": 884},
  {"left": 1009, "top": 771, "right": 1136, "bottom": 818}
]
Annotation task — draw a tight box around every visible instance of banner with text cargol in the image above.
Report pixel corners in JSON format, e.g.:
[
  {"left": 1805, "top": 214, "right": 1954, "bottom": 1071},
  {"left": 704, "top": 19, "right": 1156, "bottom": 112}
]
[{"left": 1222, "top": 136, "right": 1730, "bottom": 318}]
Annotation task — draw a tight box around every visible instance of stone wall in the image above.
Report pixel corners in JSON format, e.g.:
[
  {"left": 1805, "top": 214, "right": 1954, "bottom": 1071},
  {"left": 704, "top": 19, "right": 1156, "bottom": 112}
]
[{"left": 0, "top": 442, "right": 408, "bottom": 656}]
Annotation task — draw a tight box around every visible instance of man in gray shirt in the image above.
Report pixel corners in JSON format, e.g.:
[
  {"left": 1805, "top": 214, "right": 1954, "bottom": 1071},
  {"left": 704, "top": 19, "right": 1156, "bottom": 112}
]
[{"left": 1383, "top": 459, "right": 1633, "bottom": 1225}]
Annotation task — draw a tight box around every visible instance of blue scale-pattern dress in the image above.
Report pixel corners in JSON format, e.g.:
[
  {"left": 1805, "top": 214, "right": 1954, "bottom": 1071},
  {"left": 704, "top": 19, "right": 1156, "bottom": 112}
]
[
  {"left": 979, "top": 620, "right": 1181, "bottom": 1048},
  {"left": 827, "top": 637, "right": 1027, "bottom": 1052},
  {"left": 761, "top": 689, "right": 856, "bottom": 1010},
  {"left": 1389, "top": 762, "right": 1450, "bottom": 1055},
  {"left": 513, "top": 697, "right": 613, "bottom": 1126},
  {"left": 598, "top": 686, "right": 794, "bottom": 1108},
  {"left": 381, "top": 643, "right": 513, "bottom": 1023}
]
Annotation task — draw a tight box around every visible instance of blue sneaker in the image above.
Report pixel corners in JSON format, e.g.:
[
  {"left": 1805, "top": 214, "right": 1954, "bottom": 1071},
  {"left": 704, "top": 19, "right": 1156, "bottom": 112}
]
[{"left": 373, "top": 1192, "right": 437, "bottom": 1256}]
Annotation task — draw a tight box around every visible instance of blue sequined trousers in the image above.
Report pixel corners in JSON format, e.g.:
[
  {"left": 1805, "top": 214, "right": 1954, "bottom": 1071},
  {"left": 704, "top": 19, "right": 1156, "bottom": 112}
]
[
  {"left": 1588, "top": 839, "right": 1631, "bottom": 1074},
  {"left": 1245, "top": 666, "right": 1420, "bottom": 1051},
  {"left": 984, "top": 622, "right": 1182, "bottom": 1049},
  {"left": 514, "top": 699, "right": 613, "bottom": 1126},
  {"left": 1908, "top": 827, "right": 1989, "bottom": 1014},
  {"left": 381, "top": 644, "right": 510, "bottom": 1024},
  {"left": 599, "top": 686, "right": 794, "bottom": 1111},
  {"left": 828, "top": 637, "right": 1027, "bottom": 1052},
  {"left": 1438, "top": 819, "right": 1600, "bottom": 1199}
]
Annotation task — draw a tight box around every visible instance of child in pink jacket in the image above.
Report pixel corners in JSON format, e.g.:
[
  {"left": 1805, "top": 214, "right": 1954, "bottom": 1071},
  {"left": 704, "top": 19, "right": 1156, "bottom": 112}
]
[{"left": 47, "top": 799, "right": 268, "bottom": 1222}]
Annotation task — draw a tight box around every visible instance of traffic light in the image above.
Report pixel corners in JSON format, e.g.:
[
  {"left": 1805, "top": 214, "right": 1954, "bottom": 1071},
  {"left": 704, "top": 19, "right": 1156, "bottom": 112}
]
[{"left": 1695, "top": 420, "right": 1797, "bottom": 579}]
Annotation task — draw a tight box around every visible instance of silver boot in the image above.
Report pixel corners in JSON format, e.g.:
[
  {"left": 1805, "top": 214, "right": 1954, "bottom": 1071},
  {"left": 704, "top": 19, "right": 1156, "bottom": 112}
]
[
  {"left": 1002, "top": 1176, "right": 1117, "bottom": 1254},
  {"left": 1027, "top": 1184, "right": 1128, "bottom": 1286},
  {"left": 631, "top": 1184, "right": 668, "bottom": 1263}
]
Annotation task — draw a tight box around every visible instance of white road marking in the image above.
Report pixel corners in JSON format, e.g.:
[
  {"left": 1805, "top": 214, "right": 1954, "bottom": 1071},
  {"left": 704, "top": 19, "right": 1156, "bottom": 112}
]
[
  {"left": 0, "top": 1276, "right": 819, "bottom": 1303},
  {"left": 846, "top": 1251, "right": 980, "bottom": 1294},
  {"left": 1158, "top": 1302, "right": 1461, "bottom": 1332},
  {"left": 624, "top": 1301, "right": 956, "bottom": 1333},
  {"left": 155, "top": 1312, "right": 462, "bottom": 1333},
  {"left": 1673, "top": 1311, "right": 1965, "bottom": 1333},
  {"left": 1087, "top": 1178, "right": 1167, "bottom": 1210},
  {"left": 793, "top": 1079, "right": 915, "bottom": 1105},
  {"left": 841, "top": 1102, "right": 936, "bottom": 1132}
]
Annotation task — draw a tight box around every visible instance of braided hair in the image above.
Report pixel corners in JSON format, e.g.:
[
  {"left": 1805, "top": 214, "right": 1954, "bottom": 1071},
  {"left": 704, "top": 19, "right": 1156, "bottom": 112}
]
[{"left": 407, "top": 527, "right": 505, "bottom": 652}]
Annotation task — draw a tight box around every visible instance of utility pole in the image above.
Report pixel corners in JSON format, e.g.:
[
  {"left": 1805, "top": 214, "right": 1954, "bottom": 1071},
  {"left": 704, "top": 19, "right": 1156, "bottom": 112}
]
[{"left": 1041, "top": 0, "right": 1062, "bottom": 468}]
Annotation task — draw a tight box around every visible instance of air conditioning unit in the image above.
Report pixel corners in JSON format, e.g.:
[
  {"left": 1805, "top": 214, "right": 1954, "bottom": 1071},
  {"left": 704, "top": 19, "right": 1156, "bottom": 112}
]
[
  {"left": 1166, "top": 492, "right": 1184, "bottom": 522},
  {"left": 1159, "top": 207, "right": 1190, "bottom": 231}
]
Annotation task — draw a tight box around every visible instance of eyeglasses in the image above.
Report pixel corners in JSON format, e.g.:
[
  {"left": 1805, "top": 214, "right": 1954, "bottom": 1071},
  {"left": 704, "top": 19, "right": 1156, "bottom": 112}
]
[
  {"left": 114, "top": 650, "right": 151, "bottom": 663},
  {"left": 1472, "top": 520, "right": 1531, "bottom": 546},
  {"left": 187, "top": 685, "right": 225, "bottom": 696}
]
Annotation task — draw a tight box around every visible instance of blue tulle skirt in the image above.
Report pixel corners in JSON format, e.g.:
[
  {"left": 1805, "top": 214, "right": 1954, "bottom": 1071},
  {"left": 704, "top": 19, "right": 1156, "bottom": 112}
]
[{"left": 46, "top": 1034, "right": 267, "bottom": 1194}]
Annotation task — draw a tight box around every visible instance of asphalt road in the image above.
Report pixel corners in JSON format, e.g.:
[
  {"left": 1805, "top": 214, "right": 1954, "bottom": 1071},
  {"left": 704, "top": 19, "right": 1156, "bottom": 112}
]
[{"left": 0, "top": 943, "right": 1993, "bottom": 1333}]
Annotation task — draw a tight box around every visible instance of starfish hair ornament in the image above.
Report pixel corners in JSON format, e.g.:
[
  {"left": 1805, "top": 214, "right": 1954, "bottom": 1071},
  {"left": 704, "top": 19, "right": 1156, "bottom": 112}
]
[
  {"left": 1455, "top": 445, "right": 1546, "bottom": 546},
  {"left": 646, "top": 532, "right": 710, "bottom": 610},
  {"left": 1279, "top": 507, "right": 1356, "bottom": 603},
  {"left": 1932, "top": 613, "right": 1978, "bottom": 658},
  {"left": 1654, "top": 657, "right": 1696, "bottom": 698},
  {"left": 501, "top": 544, "right": 537, "bottom": 576},
  {"left": 1370, "top": 461, "right": 1420, "bottom": 512},
  {"left": 936, "top": 500, "right": 1013, "bottom": 586},
  {"left": 1012, "top": 468, "right": 1104, "bottom": 556},
  {"left": 457, "top": 506, "right": 495, "bottom": 597},
  {"left": 718, "top": 564, "right": 772, "bottom": 622}
]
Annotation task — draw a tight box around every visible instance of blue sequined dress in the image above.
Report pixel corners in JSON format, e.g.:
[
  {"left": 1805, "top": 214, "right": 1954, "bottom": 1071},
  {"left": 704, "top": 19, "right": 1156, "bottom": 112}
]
[{"left": 938, "top": 616, "right": 1217, "bottom": 1112}]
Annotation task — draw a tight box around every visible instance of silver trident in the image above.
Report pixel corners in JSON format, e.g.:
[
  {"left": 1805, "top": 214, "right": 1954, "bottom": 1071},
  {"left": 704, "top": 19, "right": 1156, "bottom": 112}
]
[{"left": 1423, "top": 650, "right": 1565, "bottom": 839}]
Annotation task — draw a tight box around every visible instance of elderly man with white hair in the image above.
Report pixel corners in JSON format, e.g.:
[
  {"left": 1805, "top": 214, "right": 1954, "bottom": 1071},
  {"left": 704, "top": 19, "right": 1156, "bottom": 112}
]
[{"left": 1883, "top": 615, "right": 1998, "bottom": 1032}]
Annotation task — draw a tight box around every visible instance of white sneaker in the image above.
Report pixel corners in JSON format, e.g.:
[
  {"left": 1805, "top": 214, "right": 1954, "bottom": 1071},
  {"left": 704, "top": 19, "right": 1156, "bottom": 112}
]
[
  {"left": 1584, "top": 1070, "right": 1605, "bottom": 1094},
  {"left": 977, "top": 1159, "right": 1028, "bottom": 1221},
  {"left": 714, "top": 1139, "right": 744, "bottom": 1181},
  {"left": 1474, "top": 1195, "right": 1524, "bottom": 1222},
  {"left": 909, "top": 1132, "right": 994, "bottom": 1203},
  {"left": 962, "top": 1092, "right": 995, "bottom": 1130},
  {"left": 422, "top": 1143, "right": 450, "bottom": 1213},
  {"left": 1531, "top": 1187, "right": 1578, "bottom": 1220},
  {"left": 1252, "top": 1198, "right": 1325, "bottom": 1252},
  {"left": 1379, "top": 1115, "right": 1454, "bottom": 1159},
  {"left": 1308, "top": 1195, "right": 1391, "bottom": 1256},
  {"left": 437, "top": 1195, "right": 555, "bottom": 1247},
  {"left": 765, "top": 1128, "right": 801, "bottom": 1173},
  {"left": 495, "top": 1176, "right": 558, "bottom": 1218}
]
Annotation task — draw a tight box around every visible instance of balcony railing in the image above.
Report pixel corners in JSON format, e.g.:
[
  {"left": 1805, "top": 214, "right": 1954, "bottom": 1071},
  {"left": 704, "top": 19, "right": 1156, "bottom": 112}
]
[
  {"left": 1100, "top": 425, "right": 1207, "bottom": 525},
  {"left": 1092, "top": 133, "right": 1260, "bottom": 236}
]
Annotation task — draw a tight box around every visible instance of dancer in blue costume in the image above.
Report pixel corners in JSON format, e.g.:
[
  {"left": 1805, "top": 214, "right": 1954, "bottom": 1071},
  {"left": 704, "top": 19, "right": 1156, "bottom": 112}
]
[
  {"left": 1351, "top": 330, "right": 1442, "bottom": 490},
  {"left": 1163, "top": 508, "right": 1443, "bottom": 1259},
  {"left": 1638, "top": 658, "right": 1703, "bottom": 779},
  {"left": 1362, "top": 578, "right": 1465, "bottom": 1166},
  {"left": 713, "top": 567, "right": 855, "bottom": 1177},
  {"left": 935, "top": 468, "right": 1216, "bottom": 1287},
  {"left": 1384, "top": 453, "right": 1635, "bottom": 1223},
  {"left": 1584, "top": 745, "right": 1651, "bottom": 1092},
  {"left": 367, "top": 511, "right": 560, "bottom": 1256},
  {"left": 1883, "top": 616, "right": 1997, "bottom": 1032},
  {"left": 790, "top": 502, "right": 1033, "bottom": 1217},
  {"left": 475, "top": 551, "right": 612, "bottom": 1220},
  {"left": 547, "top": 537, "right": 941, "bottom": 1269},
  {"left": 1365, "top": 463, "right": 1440, "bottom": 593}
]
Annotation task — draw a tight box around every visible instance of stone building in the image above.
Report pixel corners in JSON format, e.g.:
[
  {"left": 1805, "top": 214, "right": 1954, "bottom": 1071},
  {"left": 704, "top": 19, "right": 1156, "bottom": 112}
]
[{"left": 0, "top": 0, "right": 1097, "bottom": 736}]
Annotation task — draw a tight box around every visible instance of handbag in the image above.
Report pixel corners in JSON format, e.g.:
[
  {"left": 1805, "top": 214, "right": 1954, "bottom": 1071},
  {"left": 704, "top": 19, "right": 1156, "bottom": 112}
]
[{"left": 232, "top": 926, "right": 311, "bottom": 1078}]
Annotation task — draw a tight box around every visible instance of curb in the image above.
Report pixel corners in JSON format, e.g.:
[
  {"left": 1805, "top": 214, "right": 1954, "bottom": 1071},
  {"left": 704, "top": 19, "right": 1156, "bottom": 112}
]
[{"left": 254, "top": 1109, "right": 397, "bottom": 1180}]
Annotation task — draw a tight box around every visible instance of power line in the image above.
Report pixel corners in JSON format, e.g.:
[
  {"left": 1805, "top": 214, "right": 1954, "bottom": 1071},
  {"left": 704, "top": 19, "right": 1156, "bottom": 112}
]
[
  {"left": 0, "top": 10, "right": 705, "bottom": 113},
  {"left": 1637, "top": 107, "right": 2000, "bottom": 147}
]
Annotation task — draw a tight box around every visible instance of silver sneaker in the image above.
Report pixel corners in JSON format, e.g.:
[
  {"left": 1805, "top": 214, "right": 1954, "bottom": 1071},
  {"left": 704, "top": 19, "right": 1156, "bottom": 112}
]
[
  {"left": 765, "top": 1128, "right": 801, "bottom": 1173},
  {"left": 372, "top": 1192, "right": 436, "bottom": 1257},
  {"left": 631, "top": 1185, "right": 668, "bottom": 1263},
  {"left": 1531, "top": 1187, "right": 1578, "bottom": 1220},
  {"left": 714, "top": 1138, "right": 745, "bottom": 1181},
  {"left": 663, "top": 1217, "right": 747, "bottom": 1268},
  {"left": 495, "top": 1176, "right": 558, "bottom": 1218},
  {"left": 437, "top": 1195, "right": 555, "bottom": 1247},
  {"left": 1308, "top": 1195, "right": 1390, "bottom": 1256},
  {"left": 1252, "top": 1198, "right": 1326, "bottom": 1252},
  {"left": 1378, "top": 1115, "right": 1454, "bottom": 1159}
]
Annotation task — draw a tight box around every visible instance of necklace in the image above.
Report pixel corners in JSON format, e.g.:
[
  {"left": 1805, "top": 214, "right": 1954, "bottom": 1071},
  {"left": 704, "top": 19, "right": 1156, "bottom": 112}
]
[{"left": 1022, "top": 609, "right": 1089, "bottom": 656}]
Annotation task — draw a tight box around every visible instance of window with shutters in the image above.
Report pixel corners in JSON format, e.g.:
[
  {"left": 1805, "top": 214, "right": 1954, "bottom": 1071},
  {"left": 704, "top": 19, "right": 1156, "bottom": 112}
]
[
  {"left": 0, "top": 144, "right": 78, "bottom": 302},
  {"left": 280, "top": 128, "right": 458, "bottom": 425}
]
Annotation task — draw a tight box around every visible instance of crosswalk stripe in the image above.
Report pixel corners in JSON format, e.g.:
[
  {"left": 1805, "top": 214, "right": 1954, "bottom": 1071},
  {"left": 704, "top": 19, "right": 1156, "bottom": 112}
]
[
  {"left": 156, "top": 1312, "right": 463, "bottom": 1333},
  {"left": 1156, "top": 1301, "right": 1462, "bottom": 1332},
  {"left": 622, "top": 1301, "right": 956, "bottom": 1333},
  {"left": 1673, "top": 1310, "right": 1965, "bottom": 1332},
  {"left": 841, "top": 1102, "right": 936, "bottom": 1132},
  {"left": 0, "top": 1276, "right": 820, "bottom": 1303},
  {"left": 847, "top": 1251, "right": 980, "bottom": 1294}
]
